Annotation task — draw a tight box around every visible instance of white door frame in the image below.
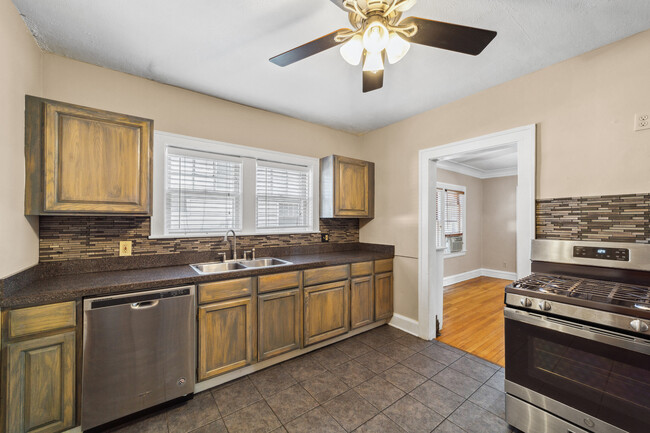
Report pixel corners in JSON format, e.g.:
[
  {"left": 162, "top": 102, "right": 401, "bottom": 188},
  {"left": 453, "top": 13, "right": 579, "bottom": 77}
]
[{"left": 417, "top": 125, "right": 536, "bottom": 340}]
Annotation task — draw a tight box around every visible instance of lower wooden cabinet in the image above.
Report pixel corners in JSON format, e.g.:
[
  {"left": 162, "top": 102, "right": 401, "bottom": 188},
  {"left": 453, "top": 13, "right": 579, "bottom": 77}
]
[
  {"left": 374, "top": 272, "right": 394, "bottom": 321},
  {"left": 350, "top": 276, "right": 374, "bottom": 329},
  {"left": 258, "top": 289, "right": 301, "bottom": 361},
  {"left": 303, "top": 280, "right": 350, "bottom": 346},
  {"left": 198, "top": 297, "right": 254, "bottom": 381},
  {"left": 5, "top": 331, "right": 76, "bottom": 433}
]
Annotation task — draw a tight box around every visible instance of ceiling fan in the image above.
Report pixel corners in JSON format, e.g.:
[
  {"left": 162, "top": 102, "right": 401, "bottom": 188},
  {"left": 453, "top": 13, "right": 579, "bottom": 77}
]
[{"left": 269, "top": 0, "right": 497, "bottom": 93}]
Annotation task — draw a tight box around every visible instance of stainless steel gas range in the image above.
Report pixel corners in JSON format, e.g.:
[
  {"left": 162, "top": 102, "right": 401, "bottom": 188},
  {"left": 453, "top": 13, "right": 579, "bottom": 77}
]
[{"left": 504, "top": 239, "right": 650, "bottom": 433}]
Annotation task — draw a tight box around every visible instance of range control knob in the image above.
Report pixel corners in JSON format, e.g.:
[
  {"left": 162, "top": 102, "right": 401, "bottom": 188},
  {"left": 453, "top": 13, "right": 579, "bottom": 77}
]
[
  {"left": 537, "top": 301, "right": 552, "bottom": 311},
  {"left": 520, "top": 298, "right": 532, "bottom": 308},
  {"left": 630, "top": 319, "right": 649, "bottom": 333}
]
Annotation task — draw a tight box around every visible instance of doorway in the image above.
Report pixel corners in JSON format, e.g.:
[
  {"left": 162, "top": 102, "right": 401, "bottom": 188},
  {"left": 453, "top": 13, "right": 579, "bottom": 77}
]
[{"left": 416, "top": 125, "right": 536, "bottom": 357}]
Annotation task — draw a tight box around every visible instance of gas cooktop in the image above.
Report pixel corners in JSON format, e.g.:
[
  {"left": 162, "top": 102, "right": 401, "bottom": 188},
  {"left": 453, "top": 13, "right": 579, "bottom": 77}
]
[{"left": 510, "top": 273, "right": 650, "bottom": 311}]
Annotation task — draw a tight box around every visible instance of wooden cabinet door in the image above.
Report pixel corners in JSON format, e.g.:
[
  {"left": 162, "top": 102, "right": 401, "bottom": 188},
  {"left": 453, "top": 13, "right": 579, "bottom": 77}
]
[
  {"left": 350, "top": 276, "right": 374, "bottom": 329},
  {"left": 258, "top": 289, "right": 301, "bottom": 361},
  {"left": 198, "top": 298, "right": 254, "bottom": 381},
  {"left": 6, "top": 332, "right": 75, "bottom": 433},
  {"left": 375, "top": 272, "right": 394, "bottom": 321},
  {"left": 31, "top": 98, "right": 152, "bottom": 214},
  {"left": 334, "top": 156, "right": 372, "bottom": 217},
  {"left": 304, "top": 280, "right": 349, "bottom": 346}
]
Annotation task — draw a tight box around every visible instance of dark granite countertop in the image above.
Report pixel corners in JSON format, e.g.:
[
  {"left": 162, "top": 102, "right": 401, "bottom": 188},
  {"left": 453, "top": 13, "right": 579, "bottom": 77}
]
[{"left": 0, "top": 243, "right": 394, "bottom": 308}]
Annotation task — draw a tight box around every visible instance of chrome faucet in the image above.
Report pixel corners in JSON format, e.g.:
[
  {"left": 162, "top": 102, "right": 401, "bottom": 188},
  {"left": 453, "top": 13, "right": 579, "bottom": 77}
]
[{"left": 224, "top": 230, "right": 237, "bottom": 261}]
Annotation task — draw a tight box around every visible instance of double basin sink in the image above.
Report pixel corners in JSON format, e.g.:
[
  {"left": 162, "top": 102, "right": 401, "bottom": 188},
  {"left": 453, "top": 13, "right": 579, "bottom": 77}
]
[{"left": 191, "top": 257, "right": 292, "bottom": 275}]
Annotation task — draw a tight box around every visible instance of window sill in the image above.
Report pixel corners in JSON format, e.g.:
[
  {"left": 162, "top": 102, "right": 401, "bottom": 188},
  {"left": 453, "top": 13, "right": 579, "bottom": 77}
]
[
  {"left": 444, "top": 251, "right": 467, "bottom": 259},
  {"left": 149, "top": 230, "right": 321, "bottom": 240}
]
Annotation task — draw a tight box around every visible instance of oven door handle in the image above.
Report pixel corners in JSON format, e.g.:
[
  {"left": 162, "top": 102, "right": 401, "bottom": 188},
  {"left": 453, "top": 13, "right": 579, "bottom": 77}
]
[{"left": 504, "top": 307, "right": 650, "bottom": 355}]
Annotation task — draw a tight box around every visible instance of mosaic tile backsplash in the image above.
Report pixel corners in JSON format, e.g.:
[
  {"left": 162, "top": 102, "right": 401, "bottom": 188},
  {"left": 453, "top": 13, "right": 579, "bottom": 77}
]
[
  {"left": 536, "top": 193, "right": 650, "bottom": 243},
  {"left": 40, "top": 217, "right": 359, "bottom": 262}
]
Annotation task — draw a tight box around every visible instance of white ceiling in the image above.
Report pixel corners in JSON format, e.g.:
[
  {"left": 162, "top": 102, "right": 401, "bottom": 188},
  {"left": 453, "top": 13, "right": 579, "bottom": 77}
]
[
  {"left": 437, "top": 143, "right": 518, "bottom": 178},
  {"left": 12, "top": 0, "right": 650, "bottom": 134}
]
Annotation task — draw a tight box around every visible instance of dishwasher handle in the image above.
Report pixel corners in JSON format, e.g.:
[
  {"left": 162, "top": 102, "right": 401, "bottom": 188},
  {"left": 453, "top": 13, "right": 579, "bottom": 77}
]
[
  {"left": 131, "top": 300, "right": 159, "bottom": 309},
  {"left": 86, "top": 287, "right": 192, "bottom": 310}
]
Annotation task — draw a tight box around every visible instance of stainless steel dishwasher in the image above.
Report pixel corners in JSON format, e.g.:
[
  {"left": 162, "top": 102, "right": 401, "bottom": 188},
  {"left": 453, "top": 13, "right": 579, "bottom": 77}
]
[{"left": 82, "top": 286, "right": 195, "bottom": 430}]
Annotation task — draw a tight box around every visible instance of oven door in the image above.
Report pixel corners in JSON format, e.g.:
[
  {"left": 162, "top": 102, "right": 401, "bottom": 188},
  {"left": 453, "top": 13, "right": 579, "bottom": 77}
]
[{"left": 504, "top": 307, "right": 650, "bottom": 433}]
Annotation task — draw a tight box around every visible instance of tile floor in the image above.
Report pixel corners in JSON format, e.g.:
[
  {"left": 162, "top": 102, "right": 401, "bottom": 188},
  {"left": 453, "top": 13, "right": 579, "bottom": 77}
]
[{"left": 108, "top": 326, "right": 521, "bottom": 433}]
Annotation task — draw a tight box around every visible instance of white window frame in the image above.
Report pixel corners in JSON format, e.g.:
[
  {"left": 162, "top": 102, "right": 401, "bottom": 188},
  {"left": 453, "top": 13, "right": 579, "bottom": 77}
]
[
  {"left": 436, "top": 182, "right": 467, "bottom": 258},
  {"left": 151, "top": 131, "right": 320, "bottom": 238}
]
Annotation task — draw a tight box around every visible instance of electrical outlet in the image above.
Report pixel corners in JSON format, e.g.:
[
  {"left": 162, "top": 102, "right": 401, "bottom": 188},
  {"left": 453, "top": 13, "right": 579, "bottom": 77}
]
[
  {"left": 119, "top": 241, "right": 132, "bottom": 256},
  {"left": 634, "top": 113, "right": 650, "bottom": 131},
  {"left": 321, "top": 233, "right": 330, "bottom": 243}
]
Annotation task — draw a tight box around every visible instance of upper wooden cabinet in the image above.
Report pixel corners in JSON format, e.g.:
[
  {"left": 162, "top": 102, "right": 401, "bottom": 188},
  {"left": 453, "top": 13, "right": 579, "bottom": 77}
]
[
  {"left": 320, "top": 155, "right": 374, "bottom": 218},
  {"left": 25, "top": 96, "right": 153, "bottom": 215}
]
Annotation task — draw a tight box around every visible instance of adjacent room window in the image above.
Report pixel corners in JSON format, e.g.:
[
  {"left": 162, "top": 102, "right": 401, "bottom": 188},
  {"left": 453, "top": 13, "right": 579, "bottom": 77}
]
[
  {"left": 435, "top": 183, "right": 466, "bottom": 255},
  {"left": 151, "top": 132, "right": 319, "bottom": 238}
]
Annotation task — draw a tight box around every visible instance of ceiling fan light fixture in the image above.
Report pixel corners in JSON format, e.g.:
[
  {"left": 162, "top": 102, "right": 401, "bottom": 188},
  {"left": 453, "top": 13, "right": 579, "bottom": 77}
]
[
  {"left": 362, "top": 20, "right": 389, "bottom": 53},
  {"left": 362, "top": 50, "right": 384, "bottom": 72},
  {"left": 340, "top": 34, "right": 364, "bottom": 65},
  {"left": 386, "top": 32, "right": 410, "bottom": 64}
]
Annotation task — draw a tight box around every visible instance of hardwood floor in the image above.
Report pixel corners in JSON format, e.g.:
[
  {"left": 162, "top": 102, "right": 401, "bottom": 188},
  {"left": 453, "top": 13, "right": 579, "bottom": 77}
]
[{"left": 437, "top": 276, "right": 512, "bottom": 367}]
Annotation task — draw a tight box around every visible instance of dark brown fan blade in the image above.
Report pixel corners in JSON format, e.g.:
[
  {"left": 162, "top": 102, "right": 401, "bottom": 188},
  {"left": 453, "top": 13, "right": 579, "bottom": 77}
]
[
  {"left": 363, "top": 69, "right": 384, "bottom": 93},
  {"left": 400, "top": 17, "right": 496, "bottom": 55},
  {"left": 330, "top": 0, "right": 348, "bottom": 11},
  {"left": 270, "top": 28, "right": 349, "bottom": 67}
]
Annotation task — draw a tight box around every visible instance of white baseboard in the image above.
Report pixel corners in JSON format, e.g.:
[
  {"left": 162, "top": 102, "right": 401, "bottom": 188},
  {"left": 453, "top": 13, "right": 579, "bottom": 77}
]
[
  {"left": 443, "top": 269, "right": 483, "bottom": 286},
  {"left": 481, "top": 268, "right": 517, "bottom": 281},
  {"left": 444, "top": 268, "right": 517, "bottom": 286},
  {"left": 389, "top": 313, "right": 419, "bottom": 336}
]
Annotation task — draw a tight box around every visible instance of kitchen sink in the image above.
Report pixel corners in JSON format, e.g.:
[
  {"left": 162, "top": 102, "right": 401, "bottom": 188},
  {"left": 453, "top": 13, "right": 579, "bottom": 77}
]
[
  {"left": 191, "top": 257, "right": 292, "bottom": 274},
  {"left": 237, "top": 258, "right": 292, "bottom": 268},
  {"left": 191, "top": 261, "right": 247, "bottom": 274}
]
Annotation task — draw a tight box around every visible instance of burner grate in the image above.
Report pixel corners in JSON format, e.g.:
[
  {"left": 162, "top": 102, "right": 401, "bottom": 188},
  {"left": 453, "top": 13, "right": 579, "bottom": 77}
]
[{"left": 512, "top": 273, "right": 650, "bottom": 309}]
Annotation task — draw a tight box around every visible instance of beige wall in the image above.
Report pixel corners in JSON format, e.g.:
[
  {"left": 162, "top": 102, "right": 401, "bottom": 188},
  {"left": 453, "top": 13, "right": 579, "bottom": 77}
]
[
  {"left": 482, "top": 176, "right": 517, "bottom": 274},
  {"left": 40, "top": 55, "right": 363, "bottom": 161},
  {"left": 0, "top": 0, "right": 42, "bottom": 278},
  {"left": 360, "top": 30, "right": 650, "bottom": 321}
]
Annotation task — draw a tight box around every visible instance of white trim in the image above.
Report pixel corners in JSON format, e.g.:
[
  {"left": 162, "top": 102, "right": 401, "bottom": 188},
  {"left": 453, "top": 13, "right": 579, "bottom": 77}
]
[
  {"left": 418, "top": 124, "right": 536, "bottom": 340},
  {"left": 442, "top": 269, "right": 483, "bottom": 286},
  {"left": 443, "top": 268, "right": 518, "bottom": 286},
  {"left": 151, "top": 131, "right": 320, "bottom": 238},
  {"left": 481, "top": 268, "right": 518, "bottom": 281},
  {"left": 444, "top": 251, "right": 466, "bottom": 259},
  {"left": 388, "top": 314, "right": 420, "bottom": 336},
  {"left": 436, "top": 160, "right": 518, "bottom": 179}
]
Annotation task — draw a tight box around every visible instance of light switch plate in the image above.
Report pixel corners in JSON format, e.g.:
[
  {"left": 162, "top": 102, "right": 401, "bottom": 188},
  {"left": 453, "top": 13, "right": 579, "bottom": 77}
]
[
  {"left": 634, "top": 113, "right": 649, "bottom": 131},
  {"left": 119, "top": 241, "right": 132, "bottom": 256}
]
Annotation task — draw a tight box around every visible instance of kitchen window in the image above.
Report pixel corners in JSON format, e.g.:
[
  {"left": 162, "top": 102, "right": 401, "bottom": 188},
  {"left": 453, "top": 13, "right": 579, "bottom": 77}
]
[
  {"left": 151, "top": 131, "right": 319, "bottom": 238},
  {"left": 435, "top": 183, "right": 466, "bottom": 256}
]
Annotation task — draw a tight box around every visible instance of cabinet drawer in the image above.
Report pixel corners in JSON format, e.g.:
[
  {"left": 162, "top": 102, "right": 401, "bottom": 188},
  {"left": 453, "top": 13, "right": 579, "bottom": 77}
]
[
  {"left": 350, "top": 261, "right": 373, "bottom": 277},
  {"left": 374, "top": 259, "right": 393, "bottom": 274},
  {"left": 8, "top": 301, "right": 76, "bottom": 339},
  {"left": 198, "top": 278, "right": 252, "bottom": 304},
  {"left": 303, "top": 265, "right": 349, "bottom": 286},
  {"left": 258, "top": 271, "right": 301, "bottom": 294}
]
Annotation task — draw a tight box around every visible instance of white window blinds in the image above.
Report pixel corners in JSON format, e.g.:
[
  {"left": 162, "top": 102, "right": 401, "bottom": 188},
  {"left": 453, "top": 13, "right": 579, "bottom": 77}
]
[
  {"left": 166, "top": 148, "right": 242, "bottom": 235},
  {"left": 256, "top": 161, "right": 311, "bottom": 230},
  {"left": 444, "top": 189, "right": 464, "bottom": 236}
]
